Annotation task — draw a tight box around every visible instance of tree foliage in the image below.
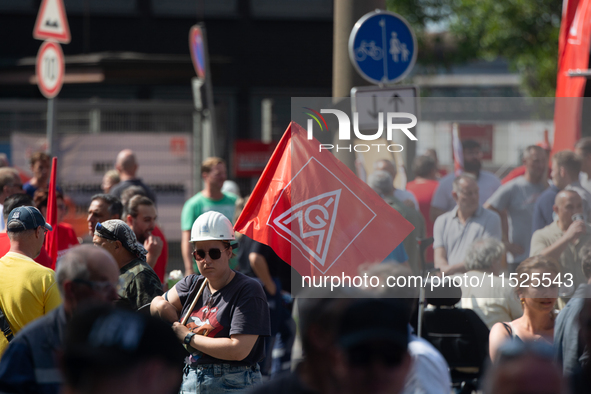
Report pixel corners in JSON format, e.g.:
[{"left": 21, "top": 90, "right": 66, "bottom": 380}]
[{"left": 387, "top": 0, "right": 561, "bottom": 96}]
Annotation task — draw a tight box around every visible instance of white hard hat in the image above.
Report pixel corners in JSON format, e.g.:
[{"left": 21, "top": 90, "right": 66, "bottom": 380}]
[{"left": 190, "top": 211, "right": 235, "bottom": 243}]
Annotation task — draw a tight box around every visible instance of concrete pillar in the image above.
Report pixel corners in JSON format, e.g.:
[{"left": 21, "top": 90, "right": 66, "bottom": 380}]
[{"left": 332, "top": 0, "right": 386, "bottom": 170}]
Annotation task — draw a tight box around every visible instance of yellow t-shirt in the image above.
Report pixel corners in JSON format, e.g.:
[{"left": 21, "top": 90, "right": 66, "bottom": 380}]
[{"left": 0, "top": 252, "right": 62, "bottom": 358}]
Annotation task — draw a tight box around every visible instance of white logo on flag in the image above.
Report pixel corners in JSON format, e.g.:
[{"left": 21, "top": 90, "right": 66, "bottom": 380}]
[
  {"left": 272, "top": 190, "right": 341, "bottom": 267},
  {"left": 267, "top": 157, "right": 377, "bottom": 274}
]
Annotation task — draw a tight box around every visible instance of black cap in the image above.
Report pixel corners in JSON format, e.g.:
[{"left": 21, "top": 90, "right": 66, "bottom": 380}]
[{"left": 6, "top": 206, "right": 52, "bottom": 232}]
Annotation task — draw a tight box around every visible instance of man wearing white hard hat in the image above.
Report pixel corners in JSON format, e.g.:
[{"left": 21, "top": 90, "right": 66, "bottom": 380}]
[{"left": 151, "top": 211, "right": 271, "bottom": 393}]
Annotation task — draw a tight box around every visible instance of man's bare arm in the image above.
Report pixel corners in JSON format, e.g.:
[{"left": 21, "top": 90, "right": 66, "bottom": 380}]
[{"left": 249, "top": 253, "right": 276, "bottom": 296}]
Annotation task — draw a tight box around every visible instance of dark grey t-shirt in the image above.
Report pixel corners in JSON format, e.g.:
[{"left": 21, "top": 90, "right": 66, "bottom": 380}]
[
  {"left": 176, "top": 271, "right": 271, "bottom": 366},
  {"left": 110, "top": 178, "right": 157, "bottom": 204}
]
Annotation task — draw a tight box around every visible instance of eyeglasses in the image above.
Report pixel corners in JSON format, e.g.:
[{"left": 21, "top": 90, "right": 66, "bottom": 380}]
[
  {"left": 193, "top": 245, "right": 230, "bottom": 261},
  {"left": 346, "top": 343, "right": 405, "bottom": 367},
  {"left": 73, "top": 278, "right": 123, "bottom": 293},
  {"left": 95, "top": 222, "right": 119, "bottom": 242}
]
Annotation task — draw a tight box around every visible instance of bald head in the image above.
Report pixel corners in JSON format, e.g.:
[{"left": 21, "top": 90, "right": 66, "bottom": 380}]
[
  {"left": 554, "top": 190, "right": 583, "bottom": 229},
  {"left": 115, "top": 149, "right": 138, "bottom": 177},
  {"left": 374, "top": 159, "right": 397, "bottom": 180},
  {"left": 56, "top": 245, "right": 120, "bottom": 312},
  {"left": 555, "top": 189, "right": 582, "bottom": 206}
]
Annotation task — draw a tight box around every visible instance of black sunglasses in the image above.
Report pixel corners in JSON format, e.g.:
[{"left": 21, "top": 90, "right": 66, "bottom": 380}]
[
  {"left": 95, "top": 222, "right": 118, "bottom": 242},
  {"left": 193, "top": 245, "right": 230, "bottom": 261}
]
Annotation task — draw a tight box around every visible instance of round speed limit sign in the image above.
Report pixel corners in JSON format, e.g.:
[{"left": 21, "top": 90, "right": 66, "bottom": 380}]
[{"left": 36, "top": 40, "right": 65, "bottom": 99}]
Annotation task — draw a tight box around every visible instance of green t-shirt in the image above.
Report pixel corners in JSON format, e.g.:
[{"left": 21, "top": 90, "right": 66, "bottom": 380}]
[
  {"left": 181, "top": 191, "right": 238, "bottom": 231},
  {"left": 181, "top": 192, "right": 239, "bottom": 271}
]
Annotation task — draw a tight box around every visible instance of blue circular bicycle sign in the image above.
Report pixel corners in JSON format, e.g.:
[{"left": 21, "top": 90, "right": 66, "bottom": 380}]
[{"left": 349, "top": 10, "right": 417, "bottom": 84}]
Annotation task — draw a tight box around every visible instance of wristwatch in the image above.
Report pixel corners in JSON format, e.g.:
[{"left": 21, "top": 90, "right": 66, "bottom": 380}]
[{"left": 184, "top": 332, "right": 196, "bottom": 345}]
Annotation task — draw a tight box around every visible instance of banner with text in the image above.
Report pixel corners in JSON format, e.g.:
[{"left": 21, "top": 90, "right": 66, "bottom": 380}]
[{"left": 11, "top": 133, "right": 192, "bottom": 241}]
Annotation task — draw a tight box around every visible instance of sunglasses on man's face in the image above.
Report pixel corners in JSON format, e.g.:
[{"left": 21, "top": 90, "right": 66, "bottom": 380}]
[
  {"left": 95, "top": 222, "right": 118, "bottom": 242},
  {"left": 193, "top": 245, "right": 230, "bottom": 261}
]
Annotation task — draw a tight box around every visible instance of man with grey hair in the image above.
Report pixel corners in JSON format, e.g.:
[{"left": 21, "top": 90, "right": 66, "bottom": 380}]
[
  {"left": 368, "top": 170, "right": 425, "bottom": 273},
  {"left": 0, "top": 245, "right": 119, "bottom": 393},
  {"left": 373, "top": 159, "right": 419, "bottom": 210},
  {"left": 0, "top": 167, "right": 24, "bottom": 231},
  {"left": 455, "top": 238, "right": 522, "bottom": 329},
  {"left": 531, "top": 190, "right": 591, "bottom": 291},
  {"left": 86, "top": 193, "right": 123, "bottom": 237},
  {"left": 430, "top": 140, "right": 501, "bottom": 221},
  {"left": 434, "top": 174, "right": 502, "bottom": 275}
]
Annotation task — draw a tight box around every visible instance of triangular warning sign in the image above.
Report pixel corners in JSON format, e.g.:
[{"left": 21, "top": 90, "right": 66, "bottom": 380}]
[
  {"left": 272, "top": 189, "right": 341, "bottom": 268},
  {"left": 33, "top": 0, "right": 71, "bottom": 44}
]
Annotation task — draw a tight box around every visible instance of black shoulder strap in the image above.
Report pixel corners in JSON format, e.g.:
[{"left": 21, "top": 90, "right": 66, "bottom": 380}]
[
  {"left": 501, "top": 322, "right": 513, "bottom": 337},
  {"left": 0, "top": 305, "right": 14, "bottom": 342}
]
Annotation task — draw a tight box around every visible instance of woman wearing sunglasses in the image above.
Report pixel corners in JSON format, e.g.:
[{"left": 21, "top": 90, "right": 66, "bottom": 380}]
[
  {"left": 488, "top": 255, "right": 560, "bottom": 362},
  {"left": 151, "top": 211, "right": 271, "bottom": 394}
]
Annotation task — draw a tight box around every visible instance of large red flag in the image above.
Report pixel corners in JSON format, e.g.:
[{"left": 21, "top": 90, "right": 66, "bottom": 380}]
[
  {"left": 234, "top": 122, "right": 414, "bottom": 279},
  {"left": 554, "top": 0, "right": 591, "bottom": 153},
  {"left": 46, "top": 157, "right": 58, "bottom": 269}
]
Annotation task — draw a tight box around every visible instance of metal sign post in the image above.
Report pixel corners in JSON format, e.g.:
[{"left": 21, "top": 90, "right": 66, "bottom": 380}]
[
  {"left": 34, "top": 0, "right": 70, "bottom": 157},
  {"left": 192, "top": 78, "right": 204, "bottom": 195},
  {"left": 189, "top": 24, "right": 216, "bottom": 159}
]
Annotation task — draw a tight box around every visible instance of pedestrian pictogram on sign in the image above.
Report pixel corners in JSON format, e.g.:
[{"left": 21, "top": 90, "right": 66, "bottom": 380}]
[
  {"left": 33, "top": 0, "right": 71, "bottom": 44},
  {"left": 36, "top": 40, "right": 65, "bottom": 99}
]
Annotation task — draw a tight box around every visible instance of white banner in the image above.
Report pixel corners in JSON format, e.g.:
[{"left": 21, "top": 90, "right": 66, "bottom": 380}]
[{"left": 11, "top": 133, "right": 193, "bottom": 241}]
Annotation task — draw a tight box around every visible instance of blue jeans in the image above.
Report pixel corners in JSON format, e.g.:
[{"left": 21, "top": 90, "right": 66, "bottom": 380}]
[{"left": 180, "top": 363, "right": 262, "bottom": 394}]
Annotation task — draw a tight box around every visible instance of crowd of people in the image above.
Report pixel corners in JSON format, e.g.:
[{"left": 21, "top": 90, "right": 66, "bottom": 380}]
[{"left": 1, "top": 138, "right": 591, "bottom": 393}]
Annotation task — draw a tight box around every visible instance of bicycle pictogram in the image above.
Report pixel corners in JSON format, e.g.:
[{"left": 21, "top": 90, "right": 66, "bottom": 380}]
[{"left": 354, "top": 40, "right": 383, "bottom": 61}]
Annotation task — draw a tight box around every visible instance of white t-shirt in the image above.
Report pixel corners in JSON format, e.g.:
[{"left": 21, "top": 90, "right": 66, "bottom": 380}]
[
  {"left": 394, "top": 189, "right": 419, "bottom": 211},
  {"left": 403, "top": 334, "right": 452, "bottom": 394}
]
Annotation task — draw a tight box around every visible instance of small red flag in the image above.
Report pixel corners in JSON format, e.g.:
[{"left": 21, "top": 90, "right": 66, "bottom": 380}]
[
  {"left": 234, "top": 122, "right": 414, "bottom": 278},
  {"left": 46, "top": 157, "right": 58, "bottom": 269}
]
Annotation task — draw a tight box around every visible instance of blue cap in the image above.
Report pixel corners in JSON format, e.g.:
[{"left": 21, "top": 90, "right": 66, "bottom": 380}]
[{"left": 6, "top": 206, "right": 53, "bottom": 232}]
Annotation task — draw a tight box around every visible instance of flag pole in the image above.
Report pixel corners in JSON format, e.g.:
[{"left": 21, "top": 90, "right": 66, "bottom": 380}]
[{"left": 46, "top": 157, "right": 58, "bottom": 269}]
